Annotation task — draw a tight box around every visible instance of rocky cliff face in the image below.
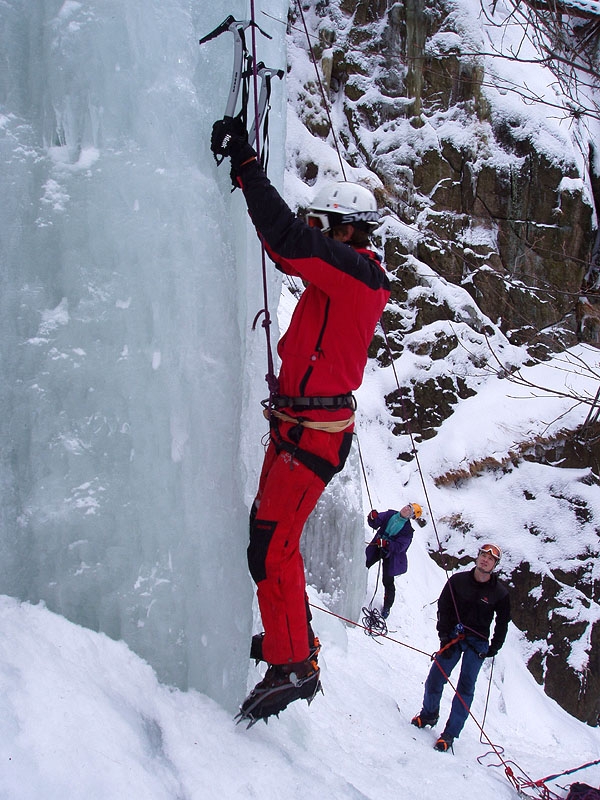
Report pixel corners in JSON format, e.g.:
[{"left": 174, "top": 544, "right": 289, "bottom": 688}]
[{"left": 288, "top": 0, "right": 600, "bottom": 724}]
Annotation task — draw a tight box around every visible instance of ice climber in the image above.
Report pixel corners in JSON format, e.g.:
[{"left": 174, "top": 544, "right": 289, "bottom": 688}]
[
  {"left": 365, "top": 503, "right": 422, "bottom": 618},
  {"left": 411, "top": 543, "right": 511, "bottom": 751},
  {"left": 210, "top": 116, "right": 391, "bottom": 724}
]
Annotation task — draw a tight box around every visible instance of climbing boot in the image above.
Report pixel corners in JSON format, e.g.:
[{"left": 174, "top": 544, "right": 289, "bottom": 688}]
[
  {"left": 411, "top": 712, "right": 439, "bottom": 729},
  {"left": 249, "top": 632, "right": 265, "bottom": 663},
  {"left": 433, "top": 734, "right": 454, "bottom": 752},
  {"left": 236, "top": 657, "right": 322, "bottom": 728},
  {"left": 250, "top": 632, "right": 321, "bottom": 664}
]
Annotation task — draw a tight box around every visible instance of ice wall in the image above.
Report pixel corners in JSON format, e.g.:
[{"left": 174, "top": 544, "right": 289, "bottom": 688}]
[
  {"left": 303, "top": 444, "right": 368, "bottom": 618},
  {"left": 0, "top": 0, "right": 370, "bottom": 711},
  {"left": 0, "top": 0, "right": 287, "bottom": 710}
]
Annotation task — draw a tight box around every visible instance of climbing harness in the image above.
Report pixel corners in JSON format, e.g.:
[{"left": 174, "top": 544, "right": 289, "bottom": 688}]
[
  {"left": 268, "top": 393, "right": 357, "bottom": 411},
  {"left": 432, "top": 628, "right": 466, "bottom": 660},
  {"left": 263, "top": 406, "right": 355, "bottom": 433},
  {"left": 266, "top": 408, "right": 355, "bottom": 433},
  {"left": 199, "top": 15, "right": 283, "bottom": 166},
  {"left": 263, "top": 392, "right": 357, "bottom": 432}
]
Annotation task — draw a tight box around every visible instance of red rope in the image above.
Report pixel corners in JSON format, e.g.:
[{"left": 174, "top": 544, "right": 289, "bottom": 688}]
[{"left": 308, "top": 600, "right": 537, "bottom": 796}]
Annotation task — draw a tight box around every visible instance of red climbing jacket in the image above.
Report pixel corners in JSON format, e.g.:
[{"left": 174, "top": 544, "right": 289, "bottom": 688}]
[{"left": 233, "top": 145, "right": 391, "bottom": 419}]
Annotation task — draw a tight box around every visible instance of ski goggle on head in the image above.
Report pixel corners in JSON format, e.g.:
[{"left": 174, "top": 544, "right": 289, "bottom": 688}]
[{"left": 478, "top": 543, "right": 502, "bottom": 562}]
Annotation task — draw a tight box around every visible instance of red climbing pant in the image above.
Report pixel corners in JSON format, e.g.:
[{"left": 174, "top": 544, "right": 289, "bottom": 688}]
[{"left": 248, "top": 420, "right": 352, "bottom": 665}]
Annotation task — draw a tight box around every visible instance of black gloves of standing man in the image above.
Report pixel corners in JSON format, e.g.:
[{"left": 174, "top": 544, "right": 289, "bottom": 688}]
[{"left": 479, "top": 646, "right": 498, "bottom": 660}]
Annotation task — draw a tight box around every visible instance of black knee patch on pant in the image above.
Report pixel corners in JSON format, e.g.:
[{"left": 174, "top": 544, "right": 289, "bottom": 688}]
[{"left": 248, "top": 518, "right": 277, "bottom": 583}]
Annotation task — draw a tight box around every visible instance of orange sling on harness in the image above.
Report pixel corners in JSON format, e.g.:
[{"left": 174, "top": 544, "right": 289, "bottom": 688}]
[{"left": 263, "top": 407, "right": 355, "bottom": 433}]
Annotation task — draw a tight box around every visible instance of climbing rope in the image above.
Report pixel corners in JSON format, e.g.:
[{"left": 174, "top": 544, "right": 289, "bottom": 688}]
[
  {"left": 356, "top": 434, "right": 383, "bottom": 635},
  {"left": 293, "top": 1, "right": 347, "bottom": 180},
  {"left": 200, "top": 10, "right": 282, "bottom": 402},
  {"left": 355, "top": 435, "right": 374, "bottom": 511},
  {"left": 361, "top": 605, "right": 388, "bottom": 638},
  {"left": 477, "top": 655, "right": 505, "bottom": 757},
  {"left": 377, "top": 318, "right": 484, "bottom": 642},
  {"left": 285, "top": 0, "right": 498, "bottom": 686},
  {"left": 309, "top": 601, "right": 433, "bottom": 659},
  {"left": 355, "top": 436, "right": 391, "bottom": 638},
  {"left": 248, "top": 0, "right": 279, "bottom": 403},
  {"left": 308, "top": 600, "right": 525, "bottom": 796},
  {"left": 310, "top": 599, "right": 597, "bottom": 800},
  {"left": 517, "top": 759, "right": 600, "bottom": 798},
  {"left": 361, "top": 545, "right": 389, "bottom": 639}
]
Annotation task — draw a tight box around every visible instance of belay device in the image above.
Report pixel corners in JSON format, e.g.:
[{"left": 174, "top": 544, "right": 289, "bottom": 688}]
[{"left": 199, "top": 15, "right": 284, "bottom": 168}]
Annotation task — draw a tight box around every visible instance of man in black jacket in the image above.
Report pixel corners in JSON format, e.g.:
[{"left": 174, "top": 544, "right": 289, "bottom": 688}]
[{"left": 411, "top": 543, "right": 511, "bottom": 751}]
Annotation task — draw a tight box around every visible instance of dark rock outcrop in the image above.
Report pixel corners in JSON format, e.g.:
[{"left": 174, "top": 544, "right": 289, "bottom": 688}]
[{"left": 289, "top": 0, "right": 599, "bottom": 723}]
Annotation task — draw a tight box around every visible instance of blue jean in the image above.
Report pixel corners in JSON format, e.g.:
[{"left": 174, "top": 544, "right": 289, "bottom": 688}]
[{"left": 421, "top": 636, "right": 488, "bottom": 739}]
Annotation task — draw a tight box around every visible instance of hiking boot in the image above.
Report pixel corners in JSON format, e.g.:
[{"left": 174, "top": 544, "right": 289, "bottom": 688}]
[
  {"left": 411, "top": 712, "right": 439, "bottom": 729},
  {"left": 433, "top": 734, "right": 454, "bottom": 752},
  {"left": 250, "top": 632, "right": 321, "bottom": 664},
  {"left": 236, "top": 658, "right": 322, "bottom": 728},
  {"left": 381, "top": 606, "right": 391, "bottom": 620}
]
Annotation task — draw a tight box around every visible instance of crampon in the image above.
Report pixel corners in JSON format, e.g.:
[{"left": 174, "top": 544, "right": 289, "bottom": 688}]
[{"left": 235, "top": 661, "right": 322, "bottom": 728}]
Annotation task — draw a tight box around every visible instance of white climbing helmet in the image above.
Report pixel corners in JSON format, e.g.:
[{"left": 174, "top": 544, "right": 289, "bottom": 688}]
[{"left": 307, "top": 181, "right": 380, "bottom": 232}]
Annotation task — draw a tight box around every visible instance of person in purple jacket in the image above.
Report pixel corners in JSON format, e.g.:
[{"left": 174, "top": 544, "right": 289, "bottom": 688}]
[{"left": 365, "top": 503, "right": 423, "bottom": 618}]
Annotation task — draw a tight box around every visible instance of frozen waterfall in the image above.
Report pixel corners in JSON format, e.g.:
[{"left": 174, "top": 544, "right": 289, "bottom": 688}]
[{"left": 0, "top": 0, "right": 368, "bottom": 711}]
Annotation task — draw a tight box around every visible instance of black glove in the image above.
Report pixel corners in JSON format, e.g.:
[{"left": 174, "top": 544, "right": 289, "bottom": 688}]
[
  {"left": 210, "top": 116, "right": 248, "bottom": 161},
  {"left": 479, "top": 647, "right": 498, "bottom": 660}
]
